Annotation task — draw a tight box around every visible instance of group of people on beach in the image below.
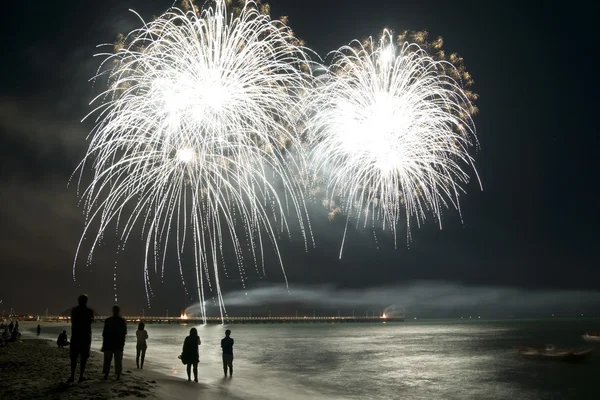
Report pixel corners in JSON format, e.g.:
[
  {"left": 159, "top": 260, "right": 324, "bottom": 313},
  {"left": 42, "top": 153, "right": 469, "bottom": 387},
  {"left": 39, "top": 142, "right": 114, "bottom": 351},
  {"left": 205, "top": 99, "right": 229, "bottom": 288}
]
[
  {"left": 64, "top": 294, "right": 150, "bottom": 382},
  {"left": 0, "top": 320, "right": 21, "bottom": 347},
  {"left": 65, "top": 294, "right": 234, "bottom": 384},
  {"left": 179, "top": 327, "right": 234, "bottom": 381}
]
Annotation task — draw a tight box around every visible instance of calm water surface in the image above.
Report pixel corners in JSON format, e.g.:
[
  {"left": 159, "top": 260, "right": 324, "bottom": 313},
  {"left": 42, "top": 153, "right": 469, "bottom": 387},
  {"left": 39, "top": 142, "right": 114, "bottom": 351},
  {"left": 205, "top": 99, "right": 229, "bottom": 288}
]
[{"left": 40, "top": 319, "right": 600, "bottom": 399}]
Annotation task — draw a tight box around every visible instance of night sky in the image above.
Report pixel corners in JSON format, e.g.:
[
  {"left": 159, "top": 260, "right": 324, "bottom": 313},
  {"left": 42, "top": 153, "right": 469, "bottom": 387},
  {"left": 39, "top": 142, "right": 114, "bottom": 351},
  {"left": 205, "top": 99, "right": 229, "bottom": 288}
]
[{"left": 1, "top": 0, "right": 598, "bottom": 317}]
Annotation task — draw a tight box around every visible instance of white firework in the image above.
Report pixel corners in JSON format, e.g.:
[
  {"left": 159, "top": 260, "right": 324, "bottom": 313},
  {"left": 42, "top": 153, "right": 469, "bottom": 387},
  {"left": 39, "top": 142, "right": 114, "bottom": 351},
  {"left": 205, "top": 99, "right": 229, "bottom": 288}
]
[
  {"left": 75, "top": 0, "right": 312, "bottom": 320},
  {"left": 306, "top": 30, "right": 480, "bottom": 257}
]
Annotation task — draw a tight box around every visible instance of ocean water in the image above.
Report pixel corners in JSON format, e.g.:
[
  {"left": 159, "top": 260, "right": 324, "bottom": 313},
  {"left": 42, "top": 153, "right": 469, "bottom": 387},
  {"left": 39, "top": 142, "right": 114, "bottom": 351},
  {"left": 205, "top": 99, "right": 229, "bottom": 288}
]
[{"left": 39, "top": 318, "right": 600, "bottom": 399}]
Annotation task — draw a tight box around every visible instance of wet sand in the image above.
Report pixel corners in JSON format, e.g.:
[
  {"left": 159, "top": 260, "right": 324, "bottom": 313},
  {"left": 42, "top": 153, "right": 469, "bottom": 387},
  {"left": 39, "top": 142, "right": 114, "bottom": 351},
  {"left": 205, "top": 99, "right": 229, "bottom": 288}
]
[{"left": 0, "top": 335, "right": 234, "bottom": 400}]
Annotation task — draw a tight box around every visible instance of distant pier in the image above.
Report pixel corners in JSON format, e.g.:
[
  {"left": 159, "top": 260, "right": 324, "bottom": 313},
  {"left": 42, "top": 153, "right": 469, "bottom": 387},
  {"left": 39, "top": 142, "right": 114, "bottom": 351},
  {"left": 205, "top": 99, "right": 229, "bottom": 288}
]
[{"left": 89, "top": 316, "right": 405, "bottom": 324}]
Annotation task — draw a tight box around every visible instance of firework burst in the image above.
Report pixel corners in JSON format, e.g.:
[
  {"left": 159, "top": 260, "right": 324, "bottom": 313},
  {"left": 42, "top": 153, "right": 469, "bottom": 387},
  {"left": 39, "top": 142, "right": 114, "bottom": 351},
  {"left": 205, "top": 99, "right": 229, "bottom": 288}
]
[
  {"left": 75, "top": 0, "right": 312, "bottom": 320},
  {"left": 305, "top": 30, "right": 480, "bottom": 257}
]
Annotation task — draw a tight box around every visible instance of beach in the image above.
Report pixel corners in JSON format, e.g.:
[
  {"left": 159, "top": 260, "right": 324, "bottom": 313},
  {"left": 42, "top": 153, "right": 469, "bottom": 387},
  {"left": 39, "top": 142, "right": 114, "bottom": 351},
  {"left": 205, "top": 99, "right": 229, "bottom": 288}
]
[
  {"left": 0, "top": 337, "right": 156, "bottom": 399},
  {"left": 2, "top": 319, "right": 599, "bottom": 399},
  {"left": 0, "top": 329, "right": 236, "bottom": 400}
]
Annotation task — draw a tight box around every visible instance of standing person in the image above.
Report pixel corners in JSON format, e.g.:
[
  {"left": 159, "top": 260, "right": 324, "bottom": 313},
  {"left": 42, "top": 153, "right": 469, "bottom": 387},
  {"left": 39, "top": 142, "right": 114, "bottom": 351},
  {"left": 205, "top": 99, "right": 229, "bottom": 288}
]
[
  {"left": 36, "top": 324, "right": 41, "bottom": 337},
  {"left": 181, "top": 328, "right": 201, "bottom": 382},
  {"left": 68, "top": 294, "right": 94, "bottom": 383},
  {"left": 221, "top": 329, "right": 234, "bottom": 377},
  {"left": 135, "top": 322, "right": 148, "bottom": 369},
  {"left": 102, "top": 305, "right": 127, "bottom": 380}
]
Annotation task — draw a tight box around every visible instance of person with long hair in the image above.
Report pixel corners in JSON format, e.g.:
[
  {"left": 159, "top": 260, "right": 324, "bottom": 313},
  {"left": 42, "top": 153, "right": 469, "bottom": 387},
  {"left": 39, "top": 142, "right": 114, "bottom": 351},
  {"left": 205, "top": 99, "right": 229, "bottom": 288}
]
[
  {"left": 136, "top": 322, "right": 149, "bottom": 369},
  {"left": 181, "top": 327, "right": 201, "bottom": 382}
]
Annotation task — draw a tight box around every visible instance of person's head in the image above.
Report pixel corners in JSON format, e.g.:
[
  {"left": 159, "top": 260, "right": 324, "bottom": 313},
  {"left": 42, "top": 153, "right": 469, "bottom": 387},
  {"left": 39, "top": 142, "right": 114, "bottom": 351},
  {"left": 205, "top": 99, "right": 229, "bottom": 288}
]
[
  {"left": 112, "top": 305, "right": 120, "bottom": 317},
  {"left": 77, "top": 294, "right": 88, "bottom": 306},
  {"left": 138, "top": 322, "right": 145, "bottom": 331},
  {"left": 225, "top": 329, "right": 231, "bottom": 337},
  {"left": 190, "top": 327, "right": 198, "bottom": 337},
  {"left": 62, "top": 330, "right": 67, "bottom": 334}
]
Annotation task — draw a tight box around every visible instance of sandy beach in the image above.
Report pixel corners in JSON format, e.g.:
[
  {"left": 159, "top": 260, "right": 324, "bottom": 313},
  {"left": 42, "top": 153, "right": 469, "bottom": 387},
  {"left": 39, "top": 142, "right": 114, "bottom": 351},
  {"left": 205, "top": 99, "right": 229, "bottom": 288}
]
[
  {"left": 0, "top": 337, "right": 157, "bottom": 399},
  {"left": 0, "top": 331, "right": 237, "bottom": 400}
]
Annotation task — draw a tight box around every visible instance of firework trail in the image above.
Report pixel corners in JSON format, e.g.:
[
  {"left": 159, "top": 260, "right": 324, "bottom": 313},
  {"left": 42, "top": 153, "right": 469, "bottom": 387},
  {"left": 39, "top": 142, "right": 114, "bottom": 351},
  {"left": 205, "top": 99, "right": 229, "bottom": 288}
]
[
  {"left": 74, "top": 0, "right": 312, "bottom": 321},
  {"left": 305, "top": 30, "right": 480, "bottom": 258}
]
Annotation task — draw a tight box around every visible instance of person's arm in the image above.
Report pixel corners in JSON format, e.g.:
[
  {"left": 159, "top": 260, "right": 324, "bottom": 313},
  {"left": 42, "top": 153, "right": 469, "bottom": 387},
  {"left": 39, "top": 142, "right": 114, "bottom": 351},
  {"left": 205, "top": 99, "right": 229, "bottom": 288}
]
[
  {"left": 198, "top": 337, "right": 201, "bottom": 346},
  {"left": 145, "top": 330, "right": 148, "bottom": 339},
  {"left": 221, "top": 338, "right": 224, "bottom": 349}
]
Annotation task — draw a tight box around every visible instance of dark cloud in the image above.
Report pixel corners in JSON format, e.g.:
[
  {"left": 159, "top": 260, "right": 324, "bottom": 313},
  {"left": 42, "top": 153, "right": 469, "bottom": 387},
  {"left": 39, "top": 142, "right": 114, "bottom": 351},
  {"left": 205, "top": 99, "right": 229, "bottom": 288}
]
[{"left": 0, "top": 98, "right": 87, "bottom": 159}]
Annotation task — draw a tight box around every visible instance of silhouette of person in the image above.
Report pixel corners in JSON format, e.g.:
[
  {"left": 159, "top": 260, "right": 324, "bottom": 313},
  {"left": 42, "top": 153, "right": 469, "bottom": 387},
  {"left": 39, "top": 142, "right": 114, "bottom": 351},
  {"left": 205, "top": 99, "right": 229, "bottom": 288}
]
[
  {"left": 68, "top": 294, "right": 94, "bottom": 383},
  {"left": 9, "top": 328, "right": 20, "bottom": 342},
  {"left": 136, "top": 322, "right": 149, "bottom": 369},
  {"left": 102, "top": 305, "right": 127, "bottom": 380},
  {"left": 221, "top": 329, "right": 234, "bottom": 377},
  {"left": 14, "top": 321, "right": 19, "bottom": 332},
  {"left": 181, "top": 327, "right": 201, "bottom": 382},
  {"left": 8, "top": 321, "right": 13, "bottom": 332},
  {"left": 36, "top": 324, "right": 41, "bottom": 337},
  {"left": 57, "top": 330, "right": 70, "bottom": 348}
]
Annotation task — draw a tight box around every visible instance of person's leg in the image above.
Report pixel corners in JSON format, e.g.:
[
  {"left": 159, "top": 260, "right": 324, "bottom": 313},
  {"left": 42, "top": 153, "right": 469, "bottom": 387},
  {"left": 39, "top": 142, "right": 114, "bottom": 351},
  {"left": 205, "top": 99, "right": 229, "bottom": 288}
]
[
  {"left": 68, "top": 343, "right": 79, "bottom": 382},
  {"left": 222, "top": 355, "right": 227, "bottom": 377},
  {"left": 136, "top": 348, "right": 141, "bottom": 368},
  {"left": 115, "top": 351, "right": 123, "bottom": 379},
  {"left": 193, "top": 362, "right": 198, "bottom": 382},
  {"left": 79, "top": 354, "right": 89, "bottom": 382},
  {"left": 140, "top": 348, "right": 146, "bottom": 369},
  {"left": 79, "top": 340, "right": 91, "bottom": 381},
  {"left": 186, "top": 363, "right": 191, "bottom": 381},
  {"left": 102, "top": 351, "right": 113, "bottom": 378},
  {"left": 229, "top": 358, "right": 233, "bottom": 377},
  {"left": 69, "top": 355, "right": 77, "bottom": 382}
]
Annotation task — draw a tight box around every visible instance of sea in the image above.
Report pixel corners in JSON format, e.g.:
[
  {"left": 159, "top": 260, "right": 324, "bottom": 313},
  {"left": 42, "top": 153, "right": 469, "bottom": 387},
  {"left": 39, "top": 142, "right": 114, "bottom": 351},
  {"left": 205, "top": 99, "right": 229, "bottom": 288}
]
[{"left": 36, "top": 318, "right": 600, "bottom": 399}]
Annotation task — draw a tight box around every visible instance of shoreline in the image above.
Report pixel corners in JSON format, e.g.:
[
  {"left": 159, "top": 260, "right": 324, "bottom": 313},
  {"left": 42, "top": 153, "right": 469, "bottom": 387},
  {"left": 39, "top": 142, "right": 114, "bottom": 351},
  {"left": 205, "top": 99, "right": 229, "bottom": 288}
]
[{"left": 1, "top": 332, "right": 238, "bottom": 400}]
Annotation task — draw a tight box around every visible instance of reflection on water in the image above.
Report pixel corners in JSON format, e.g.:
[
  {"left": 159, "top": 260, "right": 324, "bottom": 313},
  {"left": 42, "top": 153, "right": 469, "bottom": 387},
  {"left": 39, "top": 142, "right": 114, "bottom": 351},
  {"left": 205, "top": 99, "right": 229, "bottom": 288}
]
[{"left": 40, "top": 319, "right": 600, "bottom": 399}]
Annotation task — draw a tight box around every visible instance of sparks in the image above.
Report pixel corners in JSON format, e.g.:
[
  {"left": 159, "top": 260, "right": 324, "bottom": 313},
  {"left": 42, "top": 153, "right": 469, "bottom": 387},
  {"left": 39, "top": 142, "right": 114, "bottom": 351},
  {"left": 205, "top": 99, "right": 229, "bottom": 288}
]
[
  {"left": 74, "top": 0, "right": 312, "bottom": 322},
  {"left": 305, "top": 30, "right": 480, "bottom": 257}
]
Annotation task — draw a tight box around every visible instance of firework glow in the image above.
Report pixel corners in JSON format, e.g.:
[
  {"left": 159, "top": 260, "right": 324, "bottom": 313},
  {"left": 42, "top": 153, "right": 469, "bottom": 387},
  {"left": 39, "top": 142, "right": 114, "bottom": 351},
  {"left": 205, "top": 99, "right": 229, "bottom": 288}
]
[
  {"left": 75, "top": 0, "right": 480, "bottom": 319},
  {"left": 75, "top": 0, "right": 312, "bottom": 321},
  {"left": 305, "top": 31, "right": 480, "bottom": 257}
]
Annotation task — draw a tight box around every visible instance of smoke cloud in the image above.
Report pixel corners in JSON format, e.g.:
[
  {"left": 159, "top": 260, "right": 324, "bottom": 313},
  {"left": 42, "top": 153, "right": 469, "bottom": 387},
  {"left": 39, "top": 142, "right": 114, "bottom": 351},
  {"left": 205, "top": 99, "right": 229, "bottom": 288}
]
[{"left": 186, "top": 282, "right": 600, "bottom": 317}]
